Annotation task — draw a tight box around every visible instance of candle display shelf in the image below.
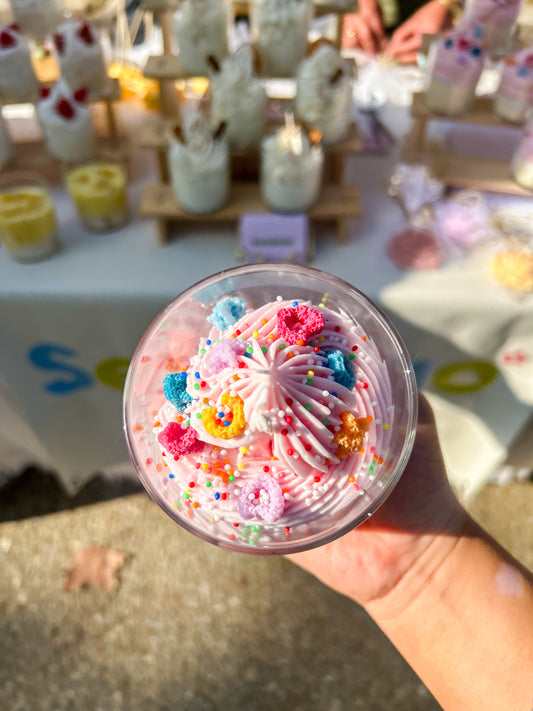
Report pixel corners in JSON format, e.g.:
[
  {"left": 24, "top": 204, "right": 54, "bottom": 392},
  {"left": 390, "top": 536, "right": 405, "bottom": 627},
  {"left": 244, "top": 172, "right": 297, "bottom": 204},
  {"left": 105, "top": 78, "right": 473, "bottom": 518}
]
[
  {"left": 138, "top": 0, "right": 362, "bottom": 244},
  {"left": 139, "top": 182, "right": 361, "bottom": 244},
  {"left": 404, "top": 91, "right": 531, "bottom": 196}
]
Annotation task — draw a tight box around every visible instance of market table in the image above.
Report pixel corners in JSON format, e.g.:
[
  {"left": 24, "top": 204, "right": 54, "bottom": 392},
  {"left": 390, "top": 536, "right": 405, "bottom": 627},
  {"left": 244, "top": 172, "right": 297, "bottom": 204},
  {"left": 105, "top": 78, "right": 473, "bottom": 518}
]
[{"left": 0, "top": 97, "right": 531, "bottom": 498}]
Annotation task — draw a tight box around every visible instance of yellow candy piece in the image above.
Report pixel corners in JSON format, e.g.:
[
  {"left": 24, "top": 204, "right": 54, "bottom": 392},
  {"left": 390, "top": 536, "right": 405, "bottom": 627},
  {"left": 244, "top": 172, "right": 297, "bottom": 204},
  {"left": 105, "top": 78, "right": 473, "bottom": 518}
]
[
  {"left": 202, "top": 393, "right": 246, "bottom": 440},
  {"left": 333, "top": 412, "right": 369, "bottom": 459}
]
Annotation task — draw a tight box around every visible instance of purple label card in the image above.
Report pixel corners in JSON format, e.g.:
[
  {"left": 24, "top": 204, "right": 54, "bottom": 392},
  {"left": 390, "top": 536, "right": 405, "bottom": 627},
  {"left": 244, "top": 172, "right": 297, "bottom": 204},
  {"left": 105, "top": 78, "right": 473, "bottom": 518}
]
[{"left": 238, "top": 213, "right": 311, "bottom": 264}]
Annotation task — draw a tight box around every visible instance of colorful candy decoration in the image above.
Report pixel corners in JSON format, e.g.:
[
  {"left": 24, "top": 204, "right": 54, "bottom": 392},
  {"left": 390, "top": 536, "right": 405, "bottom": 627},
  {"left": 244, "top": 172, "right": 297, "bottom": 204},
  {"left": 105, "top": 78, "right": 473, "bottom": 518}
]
[
  {"left": 207, "top": 297, "right": 246, "bottom": 332},
  {"left": 163, "top": 372, "right": 192, "bottom": 411},
  {"left": 157, "top": 421, "right": 203, "bottom": 456},
  {"left": 202, "top": 392, "right": 246, "bottom": 439},
  {"left": 325, "top": 349, "right": 356, "bottom": 389},
  {"left": 276, "top": 304, "right": 324, "bottom": 345},
  {"left": 333, "top": 412, "right": 369, "bottom": 458},
  {"left": 205, "top": 339, "right": 244, "bottom": 373},
  {"left": 237, "top": 473, "right": 285, "bottom": 522}
]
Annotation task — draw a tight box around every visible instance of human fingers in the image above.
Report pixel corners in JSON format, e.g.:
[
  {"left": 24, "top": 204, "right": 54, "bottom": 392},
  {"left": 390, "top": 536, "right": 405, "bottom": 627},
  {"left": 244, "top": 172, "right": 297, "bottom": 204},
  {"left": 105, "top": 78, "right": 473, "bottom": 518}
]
[
  {"left": 346, "top": 15, "right": 381, "bottom": 53},
  {"left": 388, "top": 34, "right": 422, "bottom": 58},
  {"left": 385, "top": 26, "right": 415, "bottom": 54}
]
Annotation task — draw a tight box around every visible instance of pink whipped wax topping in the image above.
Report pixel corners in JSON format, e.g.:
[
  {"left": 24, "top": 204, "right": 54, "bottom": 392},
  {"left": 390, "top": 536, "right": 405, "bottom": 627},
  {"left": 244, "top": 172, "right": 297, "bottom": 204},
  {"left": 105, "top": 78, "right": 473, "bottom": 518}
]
[
  {"left": 430, "top": 24, "right": 485, "bottom": 86},
  {"left": 151, "top": 297, "right": 394, "bottom": 538},
  {"left": 497, "top": 48, "right": 533, "bottom": 102}
]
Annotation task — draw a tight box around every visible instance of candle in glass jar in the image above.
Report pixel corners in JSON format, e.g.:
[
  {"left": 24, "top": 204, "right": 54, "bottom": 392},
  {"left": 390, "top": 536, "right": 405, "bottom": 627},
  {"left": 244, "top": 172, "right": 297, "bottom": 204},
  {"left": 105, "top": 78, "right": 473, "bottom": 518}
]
[
  {"left": 209, "top": 44, "right": 268, "bottom": 148},
  {"left": 174, "top": 0, "right": 229, "bottom": 76},
  {"left": 0, "top": 174, "right": 59, "bottom": 262},
  {"left": 168, "top": 111, "right": 230, "bottom": 214},
  {"left": 251, "top": 0, "right": 313, "bottom": 77},
  {"left": 53, "top": 20, "right": 111, "bottom": 99},
  {"left": 37, "top": 80, "right": 96, "bottom": 164},
  {"left": 494, "top": 48, "right": 533, "bottom": 124},
  {"left": 424, "top": 23, "right": 486, "bottom": 116},
  {"left": 67, "top": 163, "right": 128, "bottom": 233},
  {"left": 0, "top": 22, "right": 38, "bottom": 103},
  {"left": 261, "top": 113, "right": 323, "bottom": 213},
  {"left": 295, "top": 42, "right": 355, "bottom": 145}
]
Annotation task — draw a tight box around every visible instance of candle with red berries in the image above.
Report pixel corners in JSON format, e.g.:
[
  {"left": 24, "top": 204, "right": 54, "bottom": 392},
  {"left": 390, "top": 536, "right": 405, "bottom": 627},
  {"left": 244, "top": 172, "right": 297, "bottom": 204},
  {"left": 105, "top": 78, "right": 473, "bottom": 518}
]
[
  {"left": 0, "top": 22, "right": 38, "bottom": 103},
  {"left": 37, "top": 80, "right": 96, "bottom": 164},
  {"left": 53, "top": 20, "right": 111, "bottom": 99}
]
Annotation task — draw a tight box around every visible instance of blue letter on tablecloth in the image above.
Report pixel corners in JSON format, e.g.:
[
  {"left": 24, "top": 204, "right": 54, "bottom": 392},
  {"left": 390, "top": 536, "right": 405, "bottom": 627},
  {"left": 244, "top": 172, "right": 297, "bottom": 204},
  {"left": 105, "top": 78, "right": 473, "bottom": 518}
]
[{"left": 29, "top": 344, "right": 94, "bottom": 395}]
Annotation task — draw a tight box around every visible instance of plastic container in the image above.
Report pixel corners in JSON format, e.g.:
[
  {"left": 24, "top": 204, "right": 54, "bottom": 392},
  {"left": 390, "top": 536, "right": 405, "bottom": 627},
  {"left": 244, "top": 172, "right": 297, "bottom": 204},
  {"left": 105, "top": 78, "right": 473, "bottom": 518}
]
[
  {"left": 123, "top": 264, "right": 418, "bottom": 554},
  {"left": 423, "top": 24, "right": 485, "bottom": 117},
  {"left": 66, "top": 163, "right": 128, "bottom": 233},
  {"left": 0, "top": 172, "right": 59, "bottom": 262},
  {"left": 463, "top": 0, "right": 522, "bottom": 57}
]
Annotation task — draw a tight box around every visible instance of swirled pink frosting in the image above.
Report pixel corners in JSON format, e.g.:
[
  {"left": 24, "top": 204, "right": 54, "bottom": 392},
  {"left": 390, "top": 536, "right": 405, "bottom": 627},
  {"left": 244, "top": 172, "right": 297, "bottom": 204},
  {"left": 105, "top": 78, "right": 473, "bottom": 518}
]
[{"left": 152, "top": 298, "right": 394, "bottom": 540}]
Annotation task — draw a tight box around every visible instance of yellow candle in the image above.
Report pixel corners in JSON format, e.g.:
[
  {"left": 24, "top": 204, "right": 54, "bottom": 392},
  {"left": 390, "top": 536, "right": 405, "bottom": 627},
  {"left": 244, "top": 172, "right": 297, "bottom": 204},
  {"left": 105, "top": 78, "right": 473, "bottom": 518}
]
[
  {"left": 67, "top": 163, "right": 128, "bottom": 233},
  {"left": 0, "top": 185, "right": 58, "bottom": 262}
]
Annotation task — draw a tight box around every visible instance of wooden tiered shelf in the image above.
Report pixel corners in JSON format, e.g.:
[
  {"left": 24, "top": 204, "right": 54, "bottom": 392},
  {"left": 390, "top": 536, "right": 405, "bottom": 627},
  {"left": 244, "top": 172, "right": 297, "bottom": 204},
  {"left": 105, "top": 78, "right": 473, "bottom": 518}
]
[
  {"left": 140, "top": 182, "right": 361, "bottom": 243},
  {"left": 138, "top": 0, "right": 362, "bottom": 244},
  {"left": 404, "top": 91, "right": 532, "bottom": 197}
]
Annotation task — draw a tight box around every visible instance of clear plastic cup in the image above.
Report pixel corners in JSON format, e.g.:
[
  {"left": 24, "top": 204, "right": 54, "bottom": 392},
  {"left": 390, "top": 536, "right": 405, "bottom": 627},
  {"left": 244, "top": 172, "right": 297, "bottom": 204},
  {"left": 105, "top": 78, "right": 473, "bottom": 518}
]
[{"left": 123, "top": 265, "right": 418, "bottom": 554}]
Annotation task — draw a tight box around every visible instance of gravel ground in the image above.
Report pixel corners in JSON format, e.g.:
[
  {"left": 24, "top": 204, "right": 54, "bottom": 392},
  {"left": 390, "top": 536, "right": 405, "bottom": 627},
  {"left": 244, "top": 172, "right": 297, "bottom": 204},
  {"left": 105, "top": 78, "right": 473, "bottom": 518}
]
[{"left": 1, "top": 474, "right": 531, "bottom": 711}]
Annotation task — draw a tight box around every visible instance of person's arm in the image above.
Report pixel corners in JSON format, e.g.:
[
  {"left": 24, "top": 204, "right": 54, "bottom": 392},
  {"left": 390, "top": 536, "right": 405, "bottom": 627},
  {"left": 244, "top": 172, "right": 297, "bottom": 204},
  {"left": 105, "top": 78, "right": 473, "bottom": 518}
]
[
  {"left": 288, "top": 395, "right": 533, "bottom": 710},
  {"left": 366, "top": 517, "right": 533, "bottom": 711}
]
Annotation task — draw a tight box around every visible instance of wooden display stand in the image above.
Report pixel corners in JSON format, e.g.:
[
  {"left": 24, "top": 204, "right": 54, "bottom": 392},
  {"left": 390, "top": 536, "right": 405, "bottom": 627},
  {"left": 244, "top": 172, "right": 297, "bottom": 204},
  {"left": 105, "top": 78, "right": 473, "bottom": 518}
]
[
  {"left": 141, "top": 182, "right": 360, "bottom": 244},
  {"left": 403, "top": 91, "right": 532, "bottom": 197},
  {"left": 138, "top": 0, "right": 362, "bottom": 244}
]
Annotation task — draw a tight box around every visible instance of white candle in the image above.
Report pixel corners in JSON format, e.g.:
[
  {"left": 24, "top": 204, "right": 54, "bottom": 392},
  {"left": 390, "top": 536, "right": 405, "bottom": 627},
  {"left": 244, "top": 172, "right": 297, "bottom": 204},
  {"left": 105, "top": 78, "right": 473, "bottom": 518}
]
[
  {"left": 8, "top": 0, "right": 62, "bottom": 43},
  {"left": 37, "top": 80, "right": 96, "bottom": 164},
  {"left": 174, "top": 0, "right": 229, "bottom": 77},
  {"left": 210, "top": 44, "right": 268, "bottom": 148},
  {"left": 261, "top": 114, "right": 323, "bottom": 213},
  {"left": 250, "top": 0, "right": 313, "bottom": 77},
  {"left": 168, "top": 111, "right": 230, "bottom": 214},
  {"left": 295, "top": 43, "right": 354, "bottom": 145},
  {"left": 0, "top": 22, "right": 38, "bottom": 103},
  {"left": 53, "top": 20, "right": 111, "bottom": 99}
]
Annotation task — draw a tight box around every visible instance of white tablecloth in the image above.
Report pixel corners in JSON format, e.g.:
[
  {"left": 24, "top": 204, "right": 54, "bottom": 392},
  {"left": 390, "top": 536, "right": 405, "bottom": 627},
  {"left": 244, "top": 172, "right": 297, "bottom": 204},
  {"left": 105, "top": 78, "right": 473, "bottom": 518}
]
[{"left": 0, "top": 99, "right": 531, "bottom": 498}]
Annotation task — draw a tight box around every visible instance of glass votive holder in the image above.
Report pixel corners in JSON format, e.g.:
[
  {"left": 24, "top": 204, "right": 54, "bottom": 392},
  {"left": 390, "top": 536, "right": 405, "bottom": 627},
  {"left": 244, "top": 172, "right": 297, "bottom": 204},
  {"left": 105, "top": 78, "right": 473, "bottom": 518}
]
[
  {"left": 66, "top": 162, "right": 129, "bottom": 233},
  {"left": 173, "top": 0, "right": 230, "bottom": 76},
  {"left": 0, "top": 172, "right": 59, "bottom": 262}
]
